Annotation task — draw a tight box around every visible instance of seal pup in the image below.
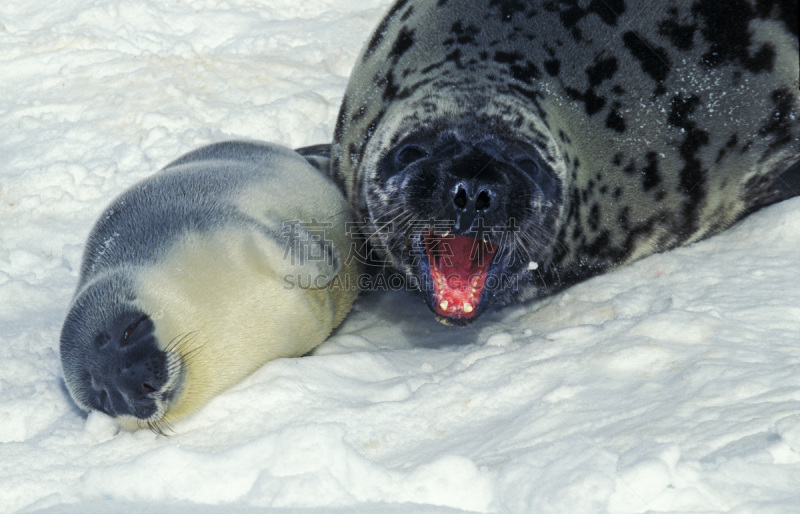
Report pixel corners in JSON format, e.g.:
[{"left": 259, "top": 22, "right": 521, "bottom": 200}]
[
  {"left": 60, "top": 141, "right": 360, "bottom": 433},
  {"left": 330, "top": 0, "right": 800, "bottom": 326}
]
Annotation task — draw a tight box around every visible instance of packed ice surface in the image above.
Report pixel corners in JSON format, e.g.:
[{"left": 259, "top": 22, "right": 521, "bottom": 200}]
[{"left": 2, "top": 1, "right": 800, "bottom": 512}]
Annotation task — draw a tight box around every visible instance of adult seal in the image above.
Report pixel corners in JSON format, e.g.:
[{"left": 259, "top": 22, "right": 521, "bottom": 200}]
[
  {"left": 329, "top": 0, "right": 800, "bottom": 326},
  {"left": 60, "top": 141, "right": 361, "bottom": 433}
]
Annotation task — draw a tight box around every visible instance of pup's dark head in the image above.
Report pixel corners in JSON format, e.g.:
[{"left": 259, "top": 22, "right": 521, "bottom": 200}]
[
  {"left": 60, "top": 273, "right": 182, "bottom": 431},
  {"left": 365, "top": 125, "right": 564, "bottom": 325}
]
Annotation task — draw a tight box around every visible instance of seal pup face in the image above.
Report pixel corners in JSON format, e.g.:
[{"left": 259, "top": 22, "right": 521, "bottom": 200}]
[
  {"left": 369, "top": 124, "right": 563, "bottom": 326},
  {"left": 60, "top": 272, "right": 185, "bottom": 434}
]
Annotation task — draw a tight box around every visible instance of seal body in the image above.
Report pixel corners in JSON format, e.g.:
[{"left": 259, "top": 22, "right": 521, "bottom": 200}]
[
  {"left": 331, "top": 0, "right": 800, "bottom": 325},
  {"left": 60, "top": 141, "right": 361, "bottom": 432}
]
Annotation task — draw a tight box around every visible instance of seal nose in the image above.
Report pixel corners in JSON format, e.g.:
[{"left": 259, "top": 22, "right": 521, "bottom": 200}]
[
  {"left": 85, "top": 313, "right": 167, "bottom": 419},
  {"left": 453, "top": 181, "right": 493, "bottom": 212},
  {"left": 450, "top": 180, "right": 500, "bottom": 233},
  {"left": 440, "top": 145, "right": 512, "bottom": 233},
  {"left": 119, "top": 358, "right": 159, "bottom": 398}
]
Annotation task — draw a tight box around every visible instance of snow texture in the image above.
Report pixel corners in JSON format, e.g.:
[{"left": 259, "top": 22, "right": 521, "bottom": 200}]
[{"left": 2, "top": 1, "right": 800, "bottom": 512}]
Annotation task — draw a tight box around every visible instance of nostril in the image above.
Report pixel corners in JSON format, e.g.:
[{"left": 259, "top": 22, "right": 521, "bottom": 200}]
[
  {"left": 454, "top": 187, "right": 468, "bottom": 209},
  {"left": 475, "top": 190, "right": 491, "bottom": 210}
]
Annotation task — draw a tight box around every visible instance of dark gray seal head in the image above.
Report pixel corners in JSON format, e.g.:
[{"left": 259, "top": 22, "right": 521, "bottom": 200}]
[
  {"left": 60, "top": 271, "right": 184, "bottom": 433},
  {"left": 331, "top": 0, "right": 800, "bottom": 325}
]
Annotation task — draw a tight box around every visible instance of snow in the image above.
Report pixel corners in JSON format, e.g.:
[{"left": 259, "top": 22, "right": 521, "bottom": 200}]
[{"left": 2, "top": 0, "right": 800, "bottom": 512}]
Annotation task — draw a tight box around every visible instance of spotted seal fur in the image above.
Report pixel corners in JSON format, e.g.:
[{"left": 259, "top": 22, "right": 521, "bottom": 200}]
[{"left": 325, "top": 0, "right": 799, "bottom": 325}]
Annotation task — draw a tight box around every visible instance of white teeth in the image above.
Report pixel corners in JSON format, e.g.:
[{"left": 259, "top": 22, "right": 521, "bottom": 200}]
[
  {"left": 463, "top": 302, "right": 473, "bottom": 313},
  {"left": 439, "top": 300, "right": 449, "bottom": 311}
]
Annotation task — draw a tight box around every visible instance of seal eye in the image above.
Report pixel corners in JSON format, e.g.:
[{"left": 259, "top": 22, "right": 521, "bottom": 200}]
[
  {"left": 121, "top": 324, "right": 136, "bottom": 346},
  {"left": 515, "top": 156, "right": 560, "bottom": 199},
  {"left": 120, "top": 315, "right": 150, "bottom": 346},
  {"left": 395, "top": 144, "right": 428, "bottom": 167},
  {"left": 515, "top": 157, "right": 540, "bottom": 175}
]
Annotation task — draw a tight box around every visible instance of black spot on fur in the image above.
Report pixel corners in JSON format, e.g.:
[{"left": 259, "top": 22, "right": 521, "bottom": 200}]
[
  {"left": 351, "top": 104, "right": 367, "bottom": 123},
  {"left": 565, "top": 86, "right": 606, "bottom": 116},
  {"left": 381, "top": 70, "right": 400, "bottom": 102},
  {"left": 622, "top": 31, "right": 670, "bottom": 94},
  {"left": 605, "top": 102, "right": 625, "bottom": 132},
  {"left": 389, "top": 27, "right": 415, "bottom": 60},
  {"left": 451, "top": 21, "right": 481, "bottom": 45},
  {"left": 494, "top": 50, "right": 523, "bottom": 64},
  {"left": 512, "top": 61, "right": 542, "bottom": 83},
  {"left": 396, "top": 77, "right": 434, "bottom": 100},
  {"left": 588, "top": 203, "right": 600, "bottom": 231},
  {"left": 365, "top": 109, "right": 385, "bottom": 140},
  {"left": 641, "top": 151, "right": 661, "bottom": 191},
  {"left": 658, "top": 8, "right": 697, "bottom": 51},
  {"left": 571, "top": 224, "right": 583, "bottom": 242},
  {"left": 623, "top": 161, "right": 635, "bottom": 175},
  {"left": 715, "top": 133, "right": 739, "bottom": 163},
  {"left": 333, "top": 95, "right": 349, "bottom": 142},
  {"left": 586, "top": 56, "right": 618, "bottom": 87},
  {"left": 618, "top": 206, "right": 630, "bottom": 231},
  {"left": 585, "top": 230, "right": 612, "bottom": 259},
  {"left": 758, "top": 88, "right": 795, "bottom": 153},
  {"left": 348, "top": 142, "right": 360, "bottom": 164},
  {"left": 545, "top": 0, "right": 627, "bottom": 40},
  {"left": 693, "top": 0, "right": 776, "bottom": 73},
  {"left": 445, "top": 49, "right": 465, "bottom": 69},
  {"left": 544, "top": 59, "right": 561, "bottom": 76},
  {"left": 364, "top": 0, "right": 410, "bottom": 58},
  {"left": 667, "top": 94, "right": 709, "bottom": 240}
]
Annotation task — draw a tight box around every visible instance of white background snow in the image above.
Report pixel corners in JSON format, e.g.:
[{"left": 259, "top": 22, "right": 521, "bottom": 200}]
[{"left": 2, "top": 1, "right": 800, "bottom": 512}]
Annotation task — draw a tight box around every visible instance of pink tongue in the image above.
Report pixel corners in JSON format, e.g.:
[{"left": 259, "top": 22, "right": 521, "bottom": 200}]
[
  {"left": 426, "top": 233, "right": 497, "bottom": 318},
  {"left": 437, "top": 236, "right": 488, "bottom": 288}
]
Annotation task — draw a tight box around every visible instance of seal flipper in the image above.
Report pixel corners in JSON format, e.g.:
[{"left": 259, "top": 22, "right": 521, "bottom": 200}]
[
  {"left": 776, "top": 160, "right": 800, "bottom": 200},
  {"left": 744, "top": 160, "right": 800, "bottom": 215},
  {"left": 295, "top": 144, "right": 332, "bottom": 176}
]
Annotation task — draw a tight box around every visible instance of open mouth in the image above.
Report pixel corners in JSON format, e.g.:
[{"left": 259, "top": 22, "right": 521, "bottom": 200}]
[{"left": 425, "top": 232, "right": 498, "bottom": 321}]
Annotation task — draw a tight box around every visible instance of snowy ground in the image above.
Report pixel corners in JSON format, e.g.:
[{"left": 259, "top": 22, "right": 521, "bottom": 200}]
[{"left": 2, "top": 1, "right": 800, "bottom": 512}]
